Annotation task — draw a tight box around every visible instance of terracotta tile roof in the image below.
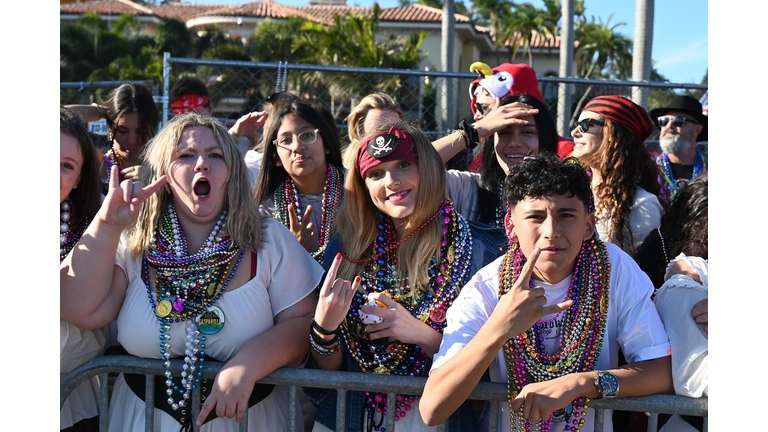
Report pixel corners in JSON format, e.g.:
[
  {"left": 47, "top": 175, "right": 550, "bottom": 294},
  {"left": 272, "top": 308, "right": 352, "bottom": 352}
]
[
  {"left": 291, "top": 3, "right": 471, "bottom": 25},
  {"left": 151, "top": 2, "right": 224, "bottom": 22},
  {"left": 60, "top": 0, "right": 154, "bottom": 16},
  {"left": 195, "top": 0, "right": 321, "bottom": 22}
]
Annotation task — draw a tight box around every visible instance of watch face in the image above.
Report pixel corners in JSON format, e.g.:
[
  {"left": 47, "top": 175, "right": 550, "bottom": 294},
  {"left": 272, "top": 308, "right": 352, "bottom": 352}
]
[{"left": 600, "top": 373, "right": 620, "bottom": 393}]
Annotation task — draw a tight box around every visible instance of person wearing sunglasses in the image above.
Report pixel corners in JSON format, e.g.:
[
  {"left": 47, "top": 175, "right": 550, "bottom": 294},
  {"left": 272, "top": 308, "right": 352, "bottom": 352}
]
[
  {"left": 464, "top": 62, "right": 576, "bottom": 164},
  {"left": 571, "top": 95, "right": 664, "bottom": 256},
  {"left": 254, "top": 100, "right": 345, "bottom": 264},
  {"left": 648, "top": 95, "right": 708, "bottom": 206}
]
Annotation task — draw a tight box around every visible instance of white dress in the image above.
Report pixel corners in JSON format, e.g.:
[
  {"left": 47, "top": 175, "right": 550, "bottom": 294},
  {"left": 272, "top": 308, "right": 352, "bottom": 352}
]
[
  {"left": 108, "top": 218, "right": 324, "bottom": 432},
  {"left": 60, "top": 320, "right": 106, "bottom": 429}
]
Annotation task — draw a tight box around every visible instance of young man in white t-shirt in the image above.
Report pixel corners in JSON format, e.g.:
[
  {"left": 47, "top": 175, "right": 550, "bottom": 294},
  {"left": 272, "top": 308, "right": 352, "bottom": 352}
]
[{"left": 420, "top": 154, "right": 673, "bottom": 432}]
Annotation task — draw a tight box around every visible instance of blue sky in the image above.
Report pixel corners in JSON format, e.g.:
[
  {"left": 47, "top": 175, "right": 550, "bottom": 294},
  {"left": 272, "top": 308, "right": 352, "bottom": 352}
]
[{"left": 188, "top": 0, "right": 708, "bottom": 84}]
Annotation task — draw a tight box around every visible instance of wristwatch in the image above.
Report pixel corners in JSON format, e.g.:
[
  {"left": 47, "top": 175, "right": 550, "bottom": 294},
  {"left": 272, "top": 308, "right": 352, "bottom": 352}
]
[{"left": 594, "top": 370, "right": 619, "bottom": 398}]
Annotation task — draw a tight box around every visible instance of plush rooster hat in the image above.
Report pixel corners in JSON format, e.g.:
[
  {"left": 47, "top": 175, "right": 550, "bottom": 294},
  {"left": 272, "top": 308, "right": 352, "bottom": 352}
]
[{"left": 468, "top": 62, "right": 543, "bottom": 115}]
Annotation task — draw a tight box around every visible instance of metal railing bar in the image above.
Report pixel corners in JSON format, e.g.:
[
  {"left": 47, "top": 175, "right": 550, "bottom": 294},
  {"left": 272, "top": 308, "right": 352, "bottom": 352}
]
[
  {"left": 99, "top": 372, "right": 109, "bottom": 432},
  {"left": 647, "top": 412, "right": 658, "bottom": 432},
  {"left": 335, "top": 389, "right": 346, "bottom": 431},
  {"left": 60, "top": 80, "right": 154, "bottom": 90},
  {"left": 594, "top": 408, "right": 605, "bottom": 432},
  {"left": 145, "top": 374, "right": 154, "bottom": 432},
  {"left": 63, "top": 356, "right": 709, "bottom": 429},
  {"left": 288, "top": 385, "right": 297, "bottom": 432},
  {"left": 487, "top": 401, "right": 498, "bottom": 432}
]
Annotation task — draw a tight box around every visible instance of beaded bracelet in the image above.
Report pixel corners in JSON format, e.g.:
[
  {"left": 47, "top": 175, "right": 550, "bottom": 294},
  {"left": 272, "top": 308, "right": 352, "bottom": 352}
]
[
  {"left": 311, "top": 328, "right": 339, "bottom": 347},
  {"left": 454, "top": 128, "right": 468, "bottom": 146},
  {"left": 310, "top": 333, "right": 340, "bottom": 356}
]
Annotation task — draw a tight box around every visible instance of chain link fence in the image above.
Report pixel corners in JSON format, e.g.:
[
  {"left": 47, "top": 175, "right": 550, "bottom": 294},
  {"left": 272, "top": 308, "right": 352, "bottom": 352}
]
[{"left": 59, "top": 57, "right": 708, "bottom": 157}]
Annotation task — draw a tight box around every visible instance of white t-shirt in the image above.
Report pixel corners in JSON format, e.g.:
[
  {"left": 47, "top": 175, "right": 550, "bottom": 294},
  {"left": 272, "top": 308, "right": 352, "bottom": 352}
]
[
  {"left": 596, "top": 187, "right": 663, "bottom": 256},
  {"left": 431, "top": 242, "right": 671, "bottom": 432},
  {"left": 244, "top": 149, "right": 263, "bottom": 191},
  {"left": 445, "top": 170, "right": 481, "bottom": 222}
]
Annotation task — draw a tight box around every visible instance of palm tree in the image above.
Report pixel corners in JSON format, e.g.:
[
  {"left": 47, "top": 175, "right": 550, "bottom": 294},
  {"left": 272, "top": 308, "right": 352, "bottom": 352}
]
[
  {"left": 293, "top": 4, "right": 426, "bottom": 117},
  {"left": 631, "top": 0, "right": 654, "bottom": 107},
  {"left": 497, "top": 3, "right": 550, "bottom": 67},
  {"left": 574, "top": 14, "right": 632, "bottom": 80}
]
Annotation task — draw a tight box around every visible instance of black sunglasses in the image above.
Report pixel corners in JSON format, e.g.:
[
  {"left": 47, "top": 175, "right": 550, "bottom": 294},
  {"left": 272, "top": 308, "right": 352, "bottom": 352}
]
[
  {"left": 657, "top": 116, "right": 698, "bottom": 128},
  {"left": 573, "top": 118, "right": 605, "bottom": 133},
  {"left": 473, "top": 102, "right": 491, "bottom": 116}
]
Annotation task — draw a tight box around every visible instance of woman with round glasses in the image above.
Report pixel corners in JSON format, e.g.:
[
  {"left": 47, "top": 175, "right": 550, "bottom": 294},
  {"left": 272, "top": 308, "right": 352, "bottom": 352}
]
[
  {"left": 254, "top": 100, "right": 345, "bottom": 263},
  {"left": 570, "top": 95, "right": 663, "bottom": 255},
  {"left": 304, "top": 120, "right": 502, "bottom": 432}
]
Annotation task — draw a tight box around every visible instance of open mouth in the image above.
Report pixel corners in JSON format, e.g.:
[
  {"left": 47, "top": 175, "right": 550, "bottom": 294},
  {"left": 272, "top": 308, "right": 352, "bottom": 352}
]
[{"left": 193, "top": 179, "right": 211, "bottom": 198}]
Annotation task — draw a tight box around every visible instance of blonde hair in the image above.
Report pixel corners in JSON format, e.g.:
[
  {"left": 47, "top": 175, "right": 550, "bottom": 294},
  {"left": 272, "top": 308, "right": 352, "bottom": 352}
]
[
  {"left": 130, "top": 113, "right": 263, "bottom": 256},
  {"left": 343, "top": 93, "right": 404, "bottom": 170},
  {"left": 335, "top": 120, "right": 446, "bottom": 297}
]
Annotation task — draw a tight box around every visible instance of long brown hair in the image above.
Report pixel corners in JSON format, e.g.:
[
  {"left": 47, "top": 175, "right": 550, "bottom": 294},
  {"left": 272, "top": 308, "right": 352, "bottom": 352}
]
[
  {"left": 587, "top": 119, "right": 661, "bottom": 249},
  {"left": 60, "top": 106, "right": 101, "bottom": 233},
  {"left": 335, "top": 120, "right": 445, "bottom": 295}
]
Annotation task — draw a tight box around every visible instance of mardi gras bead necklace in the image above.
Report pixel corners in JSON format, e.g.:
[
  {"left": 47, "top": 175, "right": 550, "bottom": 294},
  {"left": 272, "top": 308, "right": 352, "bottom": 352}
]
[
  {"left": 657, "top": 151, "right": 705, "bottom": 203},
  {"left": 340, "top": 198, "right": 473, "bottom": 428},
  {"left": 142, "top": 203, "right": 243, "bottom": 411},
  {"left": 274, "top": 164, "right": 344, "bottom": 263},
  {"left": 60, "top": 198, "right": 84, "bottom": 262},
  {"left": 497, "top": 239, "right": 611, "bottom": 432},
  {"left": 493, "top": 182, "right": 506, "bottom": 228},
  {"left": 103, "top": 147, "right": 123, "bottom": 185}
]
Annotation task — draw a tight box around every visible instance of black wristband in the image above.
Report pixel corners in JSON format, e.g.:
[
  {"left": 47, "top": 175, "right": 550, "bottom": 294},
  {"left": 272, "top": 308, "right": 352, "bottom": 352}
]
[
  {"left": 311, "top": 319, "right": 338, "bottom": 336},
  {"left": 310, "top": 327, "right": 339, "bottom": 347},
  {"left": 458, "top": 119, "right": 479, "bottom": 150}
]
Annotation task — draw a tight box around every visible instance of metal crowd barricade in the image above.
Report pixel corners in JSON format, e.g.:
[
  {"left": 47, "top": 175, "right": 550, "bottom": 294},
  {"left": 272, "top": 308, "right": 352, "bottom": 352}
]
[
  {"left": 60, "top": 79, "right": 159, "bottom": 106},
  {"left": 61, "top": 355, "right": 708, "bottom": 432}
]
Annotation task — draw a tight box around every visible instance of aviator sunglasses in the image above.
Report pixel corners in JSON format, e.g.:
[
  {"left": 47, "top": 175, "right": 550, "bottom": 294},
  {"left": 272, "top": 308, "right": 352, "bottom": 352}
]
[
  {"left": 572, "top": 118, "right": 605, "bottom": 133},
  {"left": 657, "top": 116, "right": 699, "bottom": 129}
]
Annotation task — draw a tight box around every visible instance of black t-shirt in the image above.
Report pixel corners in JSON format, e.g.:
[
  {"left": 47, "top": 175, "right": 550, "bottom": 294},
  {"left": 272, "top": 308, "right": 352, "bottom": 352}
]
[{"left": 669, "top": 162, "right": 694, "bottom": 181}]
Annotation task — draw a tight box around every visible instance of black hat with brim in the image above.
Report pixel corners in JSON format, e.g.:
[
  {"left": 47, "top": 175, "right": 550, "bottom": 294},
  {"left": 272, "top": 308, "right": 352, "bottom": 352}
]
[{"left": 649, "top": 95, "right": 707, "bottom": 142}]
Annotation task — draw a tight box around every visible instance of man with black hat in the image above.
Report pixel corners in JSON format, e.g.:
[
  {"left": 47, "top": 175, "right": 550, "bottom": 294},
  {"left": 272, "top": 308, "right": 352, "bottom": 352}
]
[{"left": 649, "top": 95, "right": 708, "bottom": 205}]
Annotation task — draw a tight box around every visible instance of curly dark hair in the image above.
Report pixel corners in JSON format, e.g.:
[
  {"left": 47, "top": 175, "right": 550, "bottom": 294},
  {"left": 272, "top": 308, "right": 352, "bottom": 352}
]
[
  {"left": 662, "top": 173, "right": 708, "bottom": 259},
  {"left": 502, "top": 152, "right": 593, "bottom": 213},
  {"left": 634, "top": 173, "right": 707, "bottom": 288},
  {"left": 587, "top": 119, "right": 661, "bottom": 249}
]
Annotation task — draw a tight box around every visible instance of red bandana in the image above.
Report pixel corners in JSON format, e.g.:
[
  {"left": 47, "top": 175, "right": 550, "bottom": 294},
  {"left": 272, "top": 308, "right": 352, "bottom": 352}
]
[
  {"left": 171, "top": 95, "right": 210, "bottom": 115},
  {"left": 356, "top": 125, "right": 418, "bottom": 178}
]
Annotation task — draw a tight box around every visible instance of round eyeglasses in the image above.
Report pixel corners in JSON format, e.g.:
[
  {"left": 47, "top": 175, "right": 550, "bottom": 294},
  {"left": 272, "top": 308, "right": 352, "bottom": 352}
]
[{"left": 273, "top": 129, "right": 320, "bottom": 149}]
